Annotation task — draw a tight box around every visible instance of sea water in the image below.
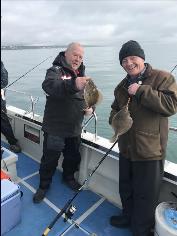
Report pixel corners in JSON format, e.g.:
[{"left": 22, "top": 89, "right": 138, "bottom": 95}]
[{"left": 1, "top": 45, "right": 177, "bottom": 163}]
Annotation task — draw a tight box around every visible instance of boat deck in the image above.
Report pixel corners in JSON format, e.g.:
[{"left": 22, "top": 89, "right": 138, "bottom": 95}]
[{"left": 1, "top": 142, "right": 132, "bottom": 236}]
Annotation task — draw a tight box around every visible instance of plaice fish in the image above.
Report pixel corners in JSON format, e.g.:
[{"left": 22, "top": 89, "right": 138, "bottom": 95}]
[
  {"left": 110, "top": 105, "right": 133, "bottom": 143},
  {"left": 84, "top": 79, "right": 103, "bottom": 108}
]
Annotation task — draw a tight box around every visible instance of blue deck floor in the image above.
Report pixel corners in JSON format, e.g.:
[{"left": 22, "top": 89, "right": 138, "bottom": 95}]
[{"left": 2, "top": 142, "right": 132, "bottom": 236}]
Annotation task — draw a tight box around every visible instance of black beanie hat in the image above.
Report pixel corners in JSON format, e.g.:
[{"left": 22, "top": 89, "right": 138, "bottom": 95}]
[{"left": 119, "top": 40, "right": 145, "bottom": 65}]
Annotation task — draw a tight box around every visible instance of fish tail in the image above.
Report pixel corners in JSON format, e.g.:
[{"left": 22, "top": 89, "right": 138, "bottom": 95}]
[{"left": 95, "top": 90, "right": 103, "bottom": 105}]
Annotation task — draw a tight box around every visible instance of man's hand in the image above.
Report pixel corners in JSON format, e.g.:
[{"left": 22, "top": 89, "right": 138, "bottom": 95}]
[
  {"left": 128, "top": 83, "right": 140, "bottom": 95},
  {"left": 75, "top": 76, "right": 90, "bottom": 90}
]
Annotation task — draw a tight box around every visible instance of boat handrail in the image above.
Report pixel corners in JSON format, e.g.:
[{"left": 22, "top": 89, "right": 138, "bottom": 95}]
[
  {"left": 93, "top": 111, "right": 98, "bottom": 141},
  {"left": 5, "top": 89, "right": 99, "bottom": 134},
  {"left": 4, "top": 89, "right": 177, "bottom": 137},
  {"left": 5, "top": 88, "right": 39, "bottom": 119},
  {"left": 82, "top": 111, "right": 97, "bottom": 141}
]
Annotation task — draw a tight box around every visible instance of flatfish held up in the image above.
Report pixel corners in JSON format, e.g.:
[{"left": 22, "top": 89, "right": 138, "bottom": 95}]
[
  {"left": 110, "top": 105, "right": 133, "bottom": 143},
  {"left": 84, "top": 79, "right": 103, "bottom": 108}
]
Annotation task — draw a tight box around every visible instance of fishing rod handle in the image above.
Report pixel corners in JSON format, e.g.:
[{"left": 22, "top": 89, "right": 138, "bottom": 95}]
[{"left": 42, "top": 227, "right": 50, "bottom": 236}]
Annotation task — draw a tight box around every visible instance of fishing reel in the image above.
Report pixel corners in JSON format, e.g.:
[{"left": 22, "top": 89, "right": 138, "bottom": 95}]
[{"left": 64, "top": 205, "right": 77, "bottom": 222}]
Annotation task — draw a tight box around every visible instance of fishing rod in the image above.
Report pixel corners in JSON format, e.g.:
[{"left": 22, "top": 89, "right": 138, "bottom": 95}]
[
  {"left": 170, "top": 64, "right": 177, "bottom": 73},
  {"left": 41, "top": 138, "right": 118, "bottom": 236},
  {"left": 5, "top": 55, "right": 52, "bottom": 89}
]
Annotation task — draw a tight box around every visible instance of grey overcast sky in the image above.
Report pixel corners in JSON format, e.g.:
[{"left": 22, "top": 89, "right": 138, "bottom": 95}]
[{"left": 1, "top": 0, "right": 177, "bottom": 46}]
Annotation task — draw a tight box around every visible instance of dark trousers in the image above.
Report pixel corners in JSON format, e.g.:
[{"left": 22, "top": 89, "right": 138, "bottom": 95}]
[
  {"left": 119, "top": 154, "right": 163, "bottom": 236},
  {"left": 39, "top": 132, "right": 81, "bottom": 189},
  {"left": 1, "top": 111, "right": 17, "bottom": 145}
]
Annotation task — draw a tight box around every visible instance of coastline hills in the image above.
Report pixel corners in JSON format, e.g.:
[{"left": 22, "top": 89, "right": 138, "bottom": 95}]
[{"left": 1, "top": 45, "right": 103, "bottom": 50}]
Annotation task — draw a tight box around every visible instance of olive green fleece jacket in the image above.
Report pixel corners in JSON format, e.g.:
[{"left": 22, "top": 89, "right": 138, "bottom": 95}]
[{"left": 109, "top": 63, "right": 177, "bottom": 161}]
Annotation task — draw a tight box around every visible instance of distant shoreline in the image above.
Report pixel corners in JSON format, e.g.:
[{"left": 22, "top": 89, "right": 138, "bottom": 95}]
[{"left": 1, "top": 45, "right": 105, "bottom": 50}]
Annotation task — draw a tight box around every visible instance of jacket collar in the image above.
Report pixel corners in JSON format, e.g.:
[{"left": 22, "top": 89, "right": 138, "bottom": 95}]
[{"left": 52, "top": 51, "right": 85, "bottom": 77}]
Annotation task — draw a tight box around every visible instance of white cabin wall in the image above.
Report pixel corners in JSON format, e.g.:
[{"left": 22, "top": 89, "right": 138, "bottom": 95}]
[{"left": 79, "top": 144, "right": 122, "bottom": 207}]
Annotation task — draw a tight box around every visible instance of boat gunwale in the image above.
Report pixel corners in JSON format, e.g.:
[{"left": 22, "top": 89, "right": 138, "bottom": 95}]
[{"left": 5, "top": 105, "right": 177, "bottom": 186}]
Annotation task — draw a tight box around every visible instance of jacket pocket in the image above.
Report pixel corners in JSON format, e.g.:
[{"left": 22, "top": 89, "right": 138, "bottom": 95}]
[{"left": 135, "top": 130, "right": 161, "bottom": 158}]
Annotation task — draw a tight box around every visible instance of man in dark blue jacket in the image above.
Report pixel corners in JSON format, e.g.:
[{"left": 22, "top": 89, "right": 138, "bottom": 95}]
[
  {"left": 1, "top": 61, "right": 21, "bottom": 153},
  {"left": 33, "top": 42, "right": 93, "bottom": 203}
]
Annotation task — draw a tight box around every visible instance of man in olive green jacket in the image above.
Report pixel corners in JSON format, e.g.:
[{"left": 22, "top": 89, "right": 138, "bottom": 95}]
[{"left": 109, "top": 40, "right": 177, "bottom": 236}]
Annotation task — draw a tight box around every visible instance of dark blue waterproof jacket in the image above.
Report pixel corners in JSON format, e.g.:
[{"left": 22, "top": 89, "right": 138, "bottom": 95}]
[
  {"left": 42, "top": 52, "right": 86, "bottom": 137},
  {"left": 1, "top": 61, "right": 8, "bottom": 112}
]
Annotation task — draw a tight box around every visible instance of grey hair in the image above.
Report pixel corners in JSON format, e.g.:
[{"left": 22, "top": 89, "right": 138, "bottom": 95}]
[{"left": 66, "top": 42, "right": 83, "bottom": 52}]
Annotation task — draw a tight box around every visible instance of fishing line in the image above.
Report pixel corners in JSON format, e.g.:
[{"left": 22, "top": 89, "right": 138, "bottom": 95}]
[
  {"left": 5, "top": 55, "right": 53, "bottom": 89},
  {"left": 41, "top": 138, "right": 118, "bottom": 236}
]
